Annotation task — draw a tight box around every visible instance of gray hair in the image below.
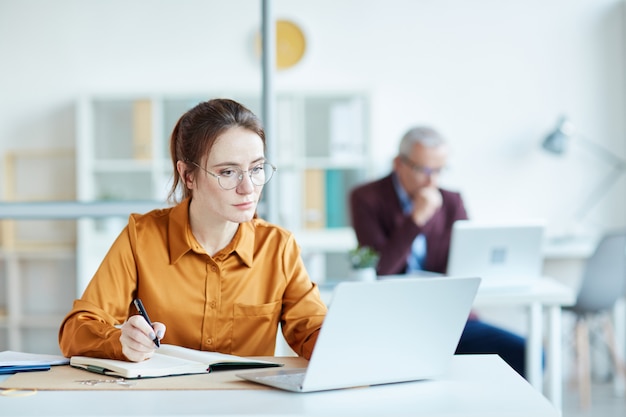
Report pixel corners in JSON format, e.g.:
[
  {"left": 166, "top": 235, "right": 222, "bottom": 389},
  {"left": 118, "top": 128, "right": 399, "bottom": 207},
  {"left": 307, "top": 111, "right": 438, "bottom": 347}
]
[{"left": 398, "top": 126, "right": 446, "bottom": 155}]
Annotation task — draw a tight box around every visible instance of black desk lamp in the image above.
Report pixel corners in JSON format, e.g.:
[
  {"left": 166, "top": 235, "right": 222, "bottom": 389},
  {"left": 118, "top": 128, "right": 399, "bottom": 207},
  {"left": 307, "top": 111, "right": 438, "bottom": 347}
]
[{"left": 542, "top": 116, "right": 626, "bottom": 221}]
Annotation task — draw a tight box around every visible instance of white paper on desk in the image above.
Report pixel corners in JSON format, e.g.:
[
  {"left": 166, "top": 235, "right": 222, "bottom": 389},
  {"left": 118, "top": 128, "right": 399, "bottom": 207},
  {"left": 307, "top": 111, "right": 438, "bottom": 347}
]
[{"left": 0, "top": 350, "right": 69, "bottom": 366}]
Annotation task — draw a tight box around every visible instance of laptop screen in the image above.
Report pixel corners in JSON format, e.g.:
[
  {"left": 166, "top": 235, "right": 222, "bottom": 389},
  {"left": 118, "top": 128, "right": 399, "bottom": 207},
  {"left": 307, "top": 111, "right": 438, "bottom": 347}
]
[{"left": 446, "top": 220, "right": 545, "bottom": 280}]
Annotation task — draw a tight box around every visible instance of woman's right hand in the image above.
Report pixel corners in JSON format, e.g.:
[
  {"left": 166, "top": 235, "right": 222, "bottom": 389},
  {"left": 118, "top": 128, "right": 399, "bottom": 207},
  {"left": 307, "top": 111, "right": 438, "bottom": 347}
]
[{"left": 119, "top": 315, "right": 166, "bottom": 362}]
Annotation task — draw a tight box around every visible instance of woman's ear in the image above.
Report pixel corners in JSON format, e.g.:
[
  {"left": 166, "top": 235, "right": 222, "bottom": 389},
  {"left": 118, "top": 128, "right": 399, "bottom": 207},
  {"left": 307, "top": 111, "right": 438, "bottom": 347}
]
[{"left": 176, "top": 160, "right": 194, "bottom": 189}]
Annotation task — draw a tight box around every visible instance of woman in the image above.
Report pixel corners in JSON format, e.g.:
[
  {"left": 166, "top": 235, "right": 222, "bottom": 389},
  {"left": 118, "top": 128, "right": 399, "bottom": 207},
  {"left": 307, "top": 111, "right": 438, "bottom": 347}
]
[{"left": 59, "top": 98, "right": 327, "bottom": 362}]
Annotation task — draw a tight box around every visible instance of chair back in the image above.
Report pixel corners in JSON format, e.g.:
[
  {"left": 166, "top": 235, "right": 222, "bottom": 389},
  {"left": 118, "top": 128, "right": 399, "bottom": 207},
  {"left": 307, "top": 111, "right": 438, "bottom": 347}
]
[{"left": 571, "top": 230, "right": 626, "bottom": 314}]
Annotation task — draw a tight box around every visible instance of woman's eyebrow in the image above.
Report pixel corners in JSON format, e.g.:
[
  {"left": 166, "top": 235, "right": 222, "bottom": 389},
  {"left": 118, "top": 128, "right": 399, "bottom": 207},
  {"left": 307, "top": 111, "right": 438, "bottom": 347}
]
[{"left": 211, "top": 158, "right": 266, "bottom": 168}]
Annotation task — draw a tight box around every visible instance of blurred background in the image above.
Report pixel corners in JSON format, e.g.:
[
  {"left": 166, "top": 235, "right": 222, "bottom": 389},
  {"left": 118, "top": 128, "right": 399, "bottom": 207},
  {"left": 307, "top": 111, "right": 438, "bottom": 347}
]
[{"left": 1, "top": 0, "right": 624, "bottom": 235}]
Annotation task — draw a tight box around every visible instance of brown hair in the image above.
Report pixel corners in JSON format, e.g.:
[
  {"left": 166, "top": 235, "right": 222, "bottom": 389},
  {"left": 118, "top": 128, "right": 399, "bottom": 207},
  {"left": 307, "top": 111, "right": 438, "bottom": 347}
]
[{"left": 168, "top": 98, "right": 266, "bottom": 203}]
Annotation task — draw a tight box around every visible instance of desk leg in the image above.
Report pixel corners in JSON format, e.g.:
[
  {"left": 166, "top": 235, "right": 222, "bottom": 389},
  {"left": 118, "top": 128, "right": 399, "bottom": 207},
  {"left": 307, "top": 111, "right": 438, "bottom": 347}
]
[
  {"left": 546, "top": 305, "right": 562, "bottom": 411},
  {"left": 527, "top": 302, "right": 543, "bottom": 394}
]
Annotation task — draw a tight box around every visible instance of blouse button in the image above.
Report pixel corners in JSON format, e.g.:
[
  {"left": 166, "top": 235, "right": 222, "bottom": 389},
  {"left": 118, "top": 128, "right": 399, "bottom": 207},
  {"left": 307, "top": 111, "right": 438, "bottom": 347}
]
[{"left": 206, "top": 338, "right": 212, "bottom": 345}]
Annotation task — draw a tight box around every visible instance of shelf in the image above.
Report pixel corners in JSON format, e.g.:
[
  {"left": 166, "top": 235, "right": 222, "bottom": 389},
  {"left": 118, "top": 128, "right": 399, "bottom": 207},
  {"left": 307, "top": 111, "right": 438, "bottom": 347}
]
[
  {"left": 0, "top": 246, "right": 75, "bottom": 260},
  {"left": 92, "top": 159, "right": 155, "bottom": 171},
  {"left": 0, "top": 200, "right": 165, "bottom": 220}
]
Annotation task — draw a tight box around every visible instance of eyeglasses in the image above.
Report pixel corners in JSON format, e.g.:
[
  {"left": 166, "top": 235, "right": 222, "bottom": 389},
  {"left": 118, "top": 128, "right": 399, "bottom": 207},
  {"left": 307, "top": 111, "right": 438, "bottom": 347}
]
[
  {"left": 399, "top": 154, "right": 444, "bottom": 177},
  {"left": 190, "top": 161, "right": 277, "bottom": 190}
]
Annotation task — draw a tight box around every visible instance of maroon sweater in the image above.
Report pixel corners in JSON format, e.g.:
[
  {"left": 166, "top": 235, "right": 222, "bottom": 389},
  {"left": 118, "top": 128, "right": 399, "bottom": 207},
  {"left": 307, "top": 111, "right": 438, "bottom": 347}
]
[{"left": 349, "top": 174, "right": 468, "bottom": 276}]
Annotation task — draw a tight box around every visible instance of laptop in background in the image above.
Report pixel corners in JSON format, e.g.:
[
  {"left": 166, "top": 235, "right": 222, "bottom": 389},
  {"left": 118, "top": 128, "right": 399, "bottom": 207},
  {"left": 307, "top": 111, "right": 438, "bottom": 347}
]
[
  {"left": 237, "top": 276, "right": 481, "bottom": 392},
  {"left": 446, "top": 220, "right": 546, "bottom": 290}
]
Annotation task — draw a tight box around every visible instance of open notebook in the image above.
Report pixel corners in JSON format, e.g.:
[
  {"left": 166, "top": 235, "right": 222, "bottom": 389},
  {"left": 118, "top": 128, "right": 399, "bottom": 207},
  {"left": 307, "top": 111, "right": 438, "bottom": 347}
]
[
  {"left": 237, "top": 276, "right": 480, "bottom": 392},
  {"left": 446, "top": 220, "right": 545, "bottom": 290},
  {"left": 70, "top": 344, "right": 282, "bottom": 379}
]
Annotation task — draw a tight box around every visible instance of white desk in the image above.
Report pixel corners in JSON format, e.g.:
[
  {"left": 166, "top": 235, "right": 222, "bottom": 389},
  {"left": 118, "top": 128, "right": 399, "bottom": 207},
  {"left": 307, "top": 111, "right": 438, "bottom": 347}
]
[
  {"left": 474, "top": 277, "right": 575, "bottom": 410},
  {"left": 319, "top": 276, "right": 574, "bottom": 411},
  {"left": 0, "top": 355, "right": 559, "bottom": 417},
  {"left": 542, "top": 234, "right": 597, "bottom": 260}
]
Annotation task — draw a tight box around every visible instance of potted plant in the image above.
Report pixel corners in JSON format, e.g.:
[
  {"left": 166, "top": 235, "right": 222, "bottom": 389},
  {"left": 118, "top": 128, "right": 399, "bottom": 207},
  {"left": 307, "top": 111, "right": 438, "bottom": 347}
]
[{"left": 348, "top": 245, "right": 379, "bottom": 281}]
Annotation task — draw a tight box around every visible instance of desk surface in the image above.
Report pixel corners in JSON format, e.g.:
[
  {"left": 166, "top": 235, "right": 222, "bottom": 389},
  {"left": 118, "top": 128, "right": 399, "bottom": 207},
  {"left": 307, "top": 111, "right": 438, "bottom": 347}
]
[
  {"left": 0, "top": 355, "right": 558, "bottom": 417},
  {"left": 542, "top": 234, "right": 597, "bottom": 259},
  {"left": 473, "top": 276, "right": 576, "bottom": 307},
  {"left": 320, "top": 276, "right": 575, "bottom": 308}
]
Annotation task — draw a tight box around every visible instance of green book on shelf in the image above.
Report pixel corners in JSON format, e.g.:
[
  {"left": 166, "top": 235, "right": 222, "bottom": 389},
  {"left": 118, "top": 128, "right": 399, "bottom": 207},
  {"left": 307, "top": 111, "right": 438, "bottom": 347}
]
[{"left": 325, "top": 169, "right": 346, "bottom": 228}]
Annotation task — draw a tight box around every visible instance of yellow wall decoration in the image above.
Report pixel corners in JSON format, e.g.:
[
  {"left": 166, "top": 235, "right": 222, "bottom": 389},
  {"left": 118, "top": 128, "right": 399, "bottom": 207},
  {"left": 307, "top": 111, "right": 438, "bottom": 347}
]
[
  {"left": 256, "top": 20, "right": 306, "bottom": 69},
  {"left": 275, "top": 20, "right": 306, "bottom": 69}
]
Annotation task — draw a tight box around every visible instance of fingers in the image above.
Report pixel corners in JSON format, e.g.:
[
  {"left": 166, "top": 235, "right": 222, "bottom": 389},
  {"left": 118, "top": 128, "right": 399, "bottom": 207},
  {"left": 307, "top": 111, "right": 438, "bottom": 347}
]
[
  {"left": 412, "top": 188, "right": 443, "bottom": 226},
  {"left": 418, "top": 187, "right": 443, "bottom": 207},
  {"left": 120, "top": 316, "right": 166, "bottom": 362},
  {"left": 152, "top": 322, "right": 166, "bottom": 342}
]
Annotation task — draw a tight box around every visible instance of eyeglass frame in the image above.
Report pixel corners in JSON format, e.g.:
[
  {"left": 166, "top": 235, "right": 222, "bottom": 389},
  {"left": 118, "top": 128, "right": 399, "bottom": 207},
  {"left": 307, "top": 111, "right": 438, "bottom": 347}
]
[
  {"left": 399, "top": 154, "right": 445, "bottom": 177},
  {"left": 188, "top": 160, "right": 277, "bottom": 190}
]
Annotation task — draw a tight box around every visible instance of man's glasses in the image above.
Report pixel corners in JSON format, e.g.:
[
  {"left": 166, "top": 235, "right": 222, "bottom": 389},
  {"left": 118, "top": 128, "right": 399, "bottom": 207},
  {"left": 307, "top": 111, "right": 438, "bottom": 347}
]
[
  {"left": 190, "top": 161, "right": 277, "bottom": 190},
  {"left": 399, "top": 154, "right": 444, "bottom": 177}
]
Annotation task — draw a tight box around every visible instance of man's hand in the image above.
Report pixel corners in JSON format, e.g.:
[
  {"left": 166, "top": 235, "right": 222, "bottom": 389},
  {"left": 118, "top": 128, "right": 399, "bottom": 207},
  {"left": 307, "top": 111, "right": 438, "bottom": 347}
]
[
  {"left": 120, "top": 315, "right": 166, "bottom": 362},
  {"left": 411, "top": 187, "right": 443, "bottom": 226}
]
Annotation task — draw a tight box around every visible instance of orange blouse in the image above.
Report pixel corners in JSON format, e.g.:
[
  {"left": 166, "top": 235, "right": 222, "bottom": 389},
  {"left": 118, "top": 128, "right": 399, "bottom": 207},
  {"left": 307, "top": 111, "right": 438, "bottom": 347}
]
[{"left": 58, "top": 198, "right": 327, "bottom": 360}]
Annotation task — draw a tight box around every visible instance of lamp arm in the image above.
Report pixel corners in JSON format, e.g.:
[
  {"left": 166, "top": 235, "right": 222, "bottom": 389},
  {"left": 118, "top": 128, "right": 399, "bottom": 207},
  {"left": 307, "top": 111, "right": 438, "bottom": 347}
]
[
  {"left": 577, "top": 134, "right": 626, "bottom": 167},
  {"left": 574, "top": 164, "right": 626, "bottom": 221}
]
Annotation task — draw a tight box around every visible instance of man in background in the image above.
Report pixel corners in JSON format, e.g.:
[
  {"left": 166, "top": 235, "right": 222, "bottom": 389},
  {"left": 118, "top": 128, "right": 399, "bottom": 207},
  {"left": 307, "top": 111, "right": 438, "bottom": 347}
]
[{"left": 349, "top": 126, "right": 528, "bottom": 377}]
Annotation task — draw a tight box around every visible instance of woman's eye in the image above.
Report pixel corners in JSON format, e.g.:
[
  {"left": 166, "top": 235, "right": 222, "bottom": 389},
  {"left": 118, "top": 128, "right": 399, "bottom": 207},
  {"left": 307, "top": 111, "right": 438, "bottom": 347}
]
[
  {"left": 220, "top": 169, "right": 237, "bottom": 177},
  {"left": 251, "top": 165, "right": 263, "bottom": 174}
]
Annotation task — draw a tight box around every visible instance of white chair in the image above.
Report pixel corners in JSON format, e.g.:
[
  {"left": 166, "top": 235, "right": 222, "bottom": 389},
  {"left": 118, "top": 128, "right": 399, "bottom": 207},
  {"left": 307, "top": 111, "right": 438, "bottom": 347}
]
[{"left": 565, "top": 230, "right": 626, "bottom": 409}]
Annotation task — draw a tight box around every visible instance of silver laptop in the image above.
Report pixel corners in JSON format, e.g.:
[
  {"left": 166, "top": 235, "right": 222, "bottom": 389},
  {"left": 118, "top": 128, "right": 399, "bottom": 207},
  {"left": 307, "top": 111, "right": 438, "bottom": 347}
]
[
  {"left": 446, "top": 220, "right": 545, "bottom": 289},
  {"left": 237, "top": 276, "right": 480, "bottom": 392}
]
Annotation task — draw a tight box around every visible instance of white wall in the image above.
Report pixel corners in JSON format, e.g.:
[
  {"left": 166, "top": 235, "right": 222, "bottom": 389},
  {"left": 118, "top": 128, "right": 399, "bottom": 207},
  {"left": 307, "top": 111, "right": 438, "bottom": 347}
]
[{"left": 1, "top": 0, "right": 624, "bottom": 237}]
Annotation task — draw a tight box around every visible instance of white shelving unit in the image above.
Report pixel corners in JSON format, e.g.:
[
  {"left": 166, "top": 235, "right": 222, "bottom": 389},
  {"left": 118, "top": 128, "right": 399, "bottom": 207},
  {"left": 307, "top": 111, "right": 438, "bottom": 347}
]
[
  {"left": 0, "top": 246, "right": 75, "bottom": 353},
  {"left": 0, "top": 92, "right": 370, "bottom": 354},
  {"left": 0, "top": 149, "right": 76, "bottom": 354},
  {"left": 75, "top": 92, "right": 370, "bottom": 292},
  {"left": 0, "top": 200, "right": 174, "bottom": 354}
]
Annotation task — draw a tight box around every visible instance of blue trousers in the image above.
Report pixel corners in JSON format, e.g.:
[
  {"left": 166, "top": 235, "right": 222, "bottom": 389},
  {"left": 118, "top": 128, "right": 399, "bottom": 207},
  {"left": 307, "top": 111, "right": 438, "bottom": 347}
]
[{"left": 455, "top": 319, "right": 527, "bottom": 378}]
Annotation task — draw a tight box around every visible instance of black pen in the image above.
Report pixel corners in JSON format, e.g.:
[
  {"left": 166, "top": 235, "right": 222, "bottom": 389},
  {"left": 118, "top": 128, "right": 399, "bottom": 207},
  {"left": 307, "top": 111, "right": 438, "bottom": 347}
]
[{"left": 133, "top": 298, "right": 160, "bottom": 348}]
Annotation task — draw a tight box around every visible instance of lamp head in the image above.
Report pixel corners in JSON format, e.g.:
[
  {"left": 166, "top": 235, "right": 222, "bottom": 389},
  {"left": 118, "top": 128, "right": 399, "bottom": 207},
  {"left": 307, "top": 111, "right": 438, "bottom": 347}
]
[{"left": 542, "top": 116, "right": 575, "bottom": 155}]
